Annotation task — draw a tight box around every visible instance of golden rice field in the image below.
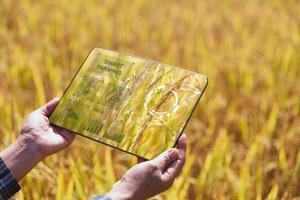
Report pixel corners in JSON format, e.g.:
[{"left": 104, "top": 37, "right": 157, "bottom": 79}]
[{"left": 0, "top": 0, "right": 300, "bottom": 199}]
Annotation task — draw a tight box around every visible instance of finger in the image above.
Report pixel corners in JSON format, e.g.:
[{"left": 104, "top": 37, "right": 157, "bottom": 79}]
[
  {"left": 173, "top": 133, "right": 187, "bottom": 175},
  {"left": 161, "top": 158, "right": 178, "bottom": 183},
  {"left": 137, "top": 157, "right": 147, "bottom": 164},
  {"left": 150, "top": 148, "right": 179, "bottom": 170},
  {"left": 177, "top": 134, "right": 187, "bottom": 162},
  {"left": 39, "top": 97, "right": 60, "bottom": 116},
  {"left": 53, "top": 125, "right": 76, "bottom": 145},
  {"left": 161, "top": 134, "right": 187, "bottom": 182}
]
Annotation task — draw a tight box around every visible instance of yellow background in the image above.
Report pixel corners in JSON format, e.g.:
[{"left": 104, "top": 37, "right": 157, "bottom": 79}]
[{"left": 0, "top": 0, "right": 299, "bottom": 199}]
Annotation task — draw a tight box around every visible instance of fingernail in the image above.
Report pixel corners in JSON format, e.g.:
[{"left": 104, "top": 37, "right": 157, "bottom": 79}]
[{"left": 169, "top": 148, "right": 179, "bottom": 158}]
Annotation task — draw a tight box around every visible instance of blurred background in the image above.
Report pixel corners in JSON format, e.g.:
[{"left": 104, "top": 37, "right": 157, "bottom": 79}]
[{"left": 1, "top": 0, "right": 300, "bottom": 199}]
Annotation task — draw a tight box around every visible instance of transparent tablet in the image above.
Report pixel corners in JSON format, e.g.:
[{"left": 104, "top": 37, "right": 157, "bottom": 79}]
[{"left": 49, "top": 48, "right": 208, "bottom": 160}]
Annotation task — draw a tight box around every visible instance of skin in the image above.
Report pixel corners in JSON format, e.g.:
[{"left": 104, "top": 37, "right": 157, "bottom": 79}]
[
  {"left": 107, "top": 136, "right": 186, "bottom": 200},
  {"left": 0, "top": 98, "right": 187, "bottom": 199},
  {"left": 0, "top": 98, "right": 76, "bottom": 181}
]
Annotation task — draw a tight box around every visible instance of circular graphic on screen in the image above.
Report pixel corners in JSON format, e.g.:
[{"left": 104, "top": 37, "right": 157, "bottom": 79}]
[{"left": 144, "top": 85, "right": 179, "bottom": 115}]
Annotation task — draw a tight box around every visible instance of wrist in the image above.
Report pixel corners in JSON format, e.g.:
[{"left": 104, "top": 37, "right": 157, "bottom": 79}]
[
  {"left": 106, "top": 185, "right": 134, "bottom": 200},
  {"left": 17, "top": 135, "right": 46, "bottom": 162},
  {"left": 0, "top": 136, "right": 45, "bottom": 181}
]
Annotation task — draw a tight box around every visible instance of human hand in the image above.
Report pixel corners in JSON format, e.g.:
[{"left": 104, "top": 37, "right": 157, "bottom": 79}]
[
  {"left": 20, "top": 97, "right": 76, "bottom": 158},
  {"left": 0, "top": 98, "right": 75, "bottom": 181},
  {"left": 106, "top": 134, "right": 187, "bottom": 200}
]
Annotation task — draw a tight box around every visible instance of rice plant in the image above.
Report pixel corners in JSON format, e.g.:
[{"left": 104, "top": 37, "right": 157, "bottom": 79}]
[{"left": 0, "top": 0, "right": 299, "bottom": 199}]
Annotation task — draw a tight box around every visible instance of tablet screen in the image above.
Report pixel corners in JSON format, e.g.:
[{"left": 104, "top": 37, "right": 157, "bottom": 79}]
[{"left": 50, "top": 48, "right": 208, "bottom": 160}]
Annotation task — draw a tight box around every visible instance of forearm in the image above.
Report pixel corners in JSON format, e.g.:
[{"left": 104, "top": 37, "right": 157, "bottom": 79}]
[{"left": 0, "top": 135, "right": 44, "bottom": 181}]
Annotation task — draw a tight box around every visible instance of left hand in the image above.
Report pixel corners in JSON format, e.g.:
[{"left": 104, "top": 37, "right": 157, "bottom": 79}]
[
  {"left": 20, "top": 97, "right": 75, "bottom": 158},
  {"left": 0, "top": 98, "right": 75, "bottom": 181}
]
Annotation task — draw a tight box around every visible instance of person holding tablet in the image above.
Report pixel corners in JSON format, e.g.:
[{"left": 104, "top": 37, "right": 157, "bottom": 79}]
[{"left": 0, "top": 98, "right": 187, "bottom": 200}]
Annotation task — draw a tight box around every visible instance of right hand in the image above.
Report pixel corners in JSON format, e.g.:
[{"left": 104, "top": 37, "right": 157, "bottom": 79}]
[{"left": 106, "top": 134, "right": 187, "bottom": 200}]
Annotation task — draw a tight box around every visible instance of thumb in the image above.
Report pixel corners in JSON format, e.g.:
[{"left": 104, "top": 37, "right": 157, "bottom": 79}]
[
  {"left": 38, "top": 97, "right": 60, "bottom": 116},
  {"left": 150, "top": 148, "right": 179, "bottom": 170}
]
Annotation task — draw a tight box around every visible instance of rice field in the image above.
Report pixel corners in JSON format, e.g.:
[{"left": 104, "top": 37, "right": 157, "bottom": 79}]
[{"left": 0, "top": 0, "right": 300, "bottom": 199}]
